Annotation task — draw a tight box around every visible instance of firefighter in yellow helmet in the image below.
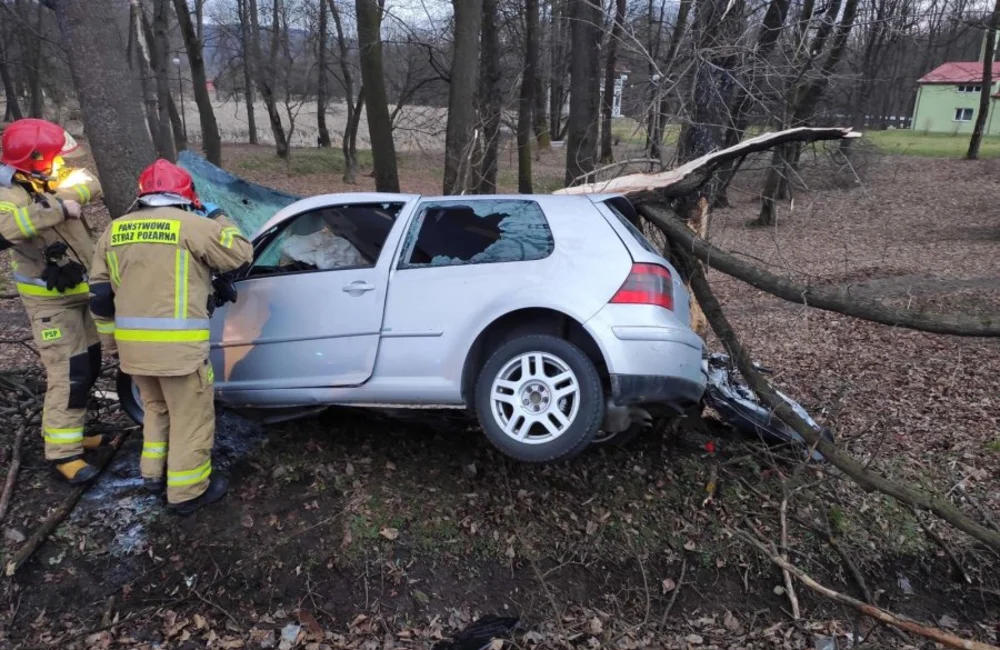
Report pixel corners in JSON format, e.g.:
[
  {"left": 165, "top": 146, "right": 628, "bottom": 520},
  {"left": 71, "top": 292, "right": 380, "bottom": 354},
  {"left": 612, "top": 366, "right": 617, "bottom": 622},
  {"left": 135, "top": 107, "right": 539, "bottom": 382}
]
[
  {"left": 89, "top": 159, "right": 252, "bottom": 515},
  {"left": 0, "top": 118, "right": 106, "bottom": 484}
]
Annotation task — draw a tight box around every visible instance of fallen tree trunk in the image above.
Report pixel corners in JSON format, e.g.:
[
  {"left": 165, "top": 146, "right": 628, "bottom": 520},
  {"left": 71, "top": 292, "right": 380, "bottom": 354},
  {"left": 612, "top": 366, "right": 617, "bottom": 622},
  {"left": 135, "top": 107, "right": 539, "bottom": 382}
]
[
  {"left": 555, "top": 127, "right": 860, "bottom": 202},
  {"left": 739, "top": 530, "right": 1000, "bottom": 650},
  {"left": 666, "top": 235, "right": 1000, "bottom": 553},
  {"left": 640, "top": 204, "right": 1000, "bottom": 338}
]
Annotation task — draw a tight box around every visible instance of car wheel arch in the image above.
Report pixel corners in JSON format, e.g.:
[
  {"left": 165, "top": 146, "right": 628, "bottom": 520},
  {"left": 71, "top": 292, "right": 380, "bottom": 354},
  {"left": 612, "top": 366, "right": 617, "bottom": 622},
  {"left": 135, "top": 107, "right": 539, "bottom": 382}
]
[{"left": 459, "top": 306, "right": 610, "bottom": 408}]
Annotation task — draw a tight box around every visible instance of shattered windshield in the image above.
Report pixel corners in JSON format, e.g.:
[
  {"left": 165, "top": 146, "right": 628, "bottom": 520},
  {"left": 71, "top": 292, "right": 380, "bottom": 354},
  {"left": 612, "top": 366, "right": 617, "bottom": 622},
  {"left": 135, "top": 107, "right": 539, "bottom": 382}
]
[{"left": 399, "top": 199, "right": 554, "bottom": 268}]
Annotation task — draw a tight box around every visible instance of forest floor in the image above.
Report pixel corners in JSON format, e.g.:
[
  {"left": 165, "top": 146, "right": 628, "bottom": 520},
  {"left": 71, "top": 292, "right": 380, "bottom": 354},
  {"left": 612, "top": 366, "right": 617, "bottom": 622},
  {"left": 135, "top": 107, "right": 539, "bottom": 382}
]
[{"left": 0, "top": 141, "right": 999, "bottom": 650}]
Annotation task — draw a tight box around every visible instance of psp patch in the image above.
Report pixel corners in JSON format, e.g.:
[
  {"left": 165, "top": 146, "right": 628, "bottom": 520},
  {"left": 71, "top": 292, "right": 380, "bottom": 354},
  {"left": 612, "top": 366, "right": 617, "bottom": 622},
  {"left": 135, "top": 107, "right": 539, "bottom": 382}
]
[
  {"left": 111, "top": 219, "right": 181, "bottom": 246},
  {"left": 41, "top": 328, "right": 62, "bottom": 342}
]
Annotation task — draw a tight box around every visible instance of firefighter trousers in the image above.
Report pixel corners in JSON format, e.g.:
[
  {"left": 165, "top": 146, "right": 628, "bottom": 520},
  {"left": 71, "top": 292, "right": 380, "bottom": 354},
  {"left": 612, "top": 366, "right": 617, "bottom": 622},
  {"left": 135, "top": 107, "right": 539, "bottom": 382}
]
[
  {"left": 26, "top": 300, "right": 101, "bottom": 461},
  {"left": 133, "top": 362, "right": 216, "bottom": 504}
]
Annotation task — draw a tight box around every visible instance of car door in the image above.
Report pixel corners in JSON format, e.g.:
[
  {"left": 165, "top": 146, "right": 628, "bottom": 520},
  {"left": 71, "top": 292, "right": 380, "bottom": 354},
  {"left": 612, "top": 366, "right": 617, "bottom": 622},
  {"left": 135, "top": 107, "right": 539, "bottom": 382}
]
[{"left": 208, "top": 197, "right": 419, "bottom": 391}]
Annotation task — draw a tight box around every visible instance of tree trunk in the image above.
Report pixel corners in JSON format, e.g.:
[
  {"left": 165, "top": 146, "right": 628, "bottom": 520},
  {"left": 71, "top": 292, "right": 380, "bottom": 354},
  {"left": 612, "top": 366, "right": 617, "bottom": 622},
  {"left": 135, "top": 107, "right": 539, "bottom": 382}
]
[
  {"left": 564, "top": 0, "right": 603, "bottom": 186},
  {"left": 518, "top": 0, "right": 539, "bottom": 193},
  {"left": 0, "top": 24, "right": 23, "bottom": 121},
  {"left": 50, "top": 0, "right": 156, "bottom": 218},
  {"left": 29, "top": 0, "right": 43, "bottom": 118},
  {"left": 139, "top": 8, "right": 186, "bottom": 151},
  {"left": 443, "top": 0, "right": 483, "bottom": 195},
  {"left": 236, "top": 0, "right": 259, "bottom": 144},
  {"left": 14, "top": 0, "right": 42, "bottom": 118},
  {"left": 533, "top": 0, "right": 551, "bottom": 150},
  {"left": 477, "top": 0, "right": 502, "bottom": 194},
  {"left": 355, "top": 0, "right": 399, "bottom": 192},
  {"left": 328, "top": 0, "right": 358, "bottom": 181},
  {"left": 248, "top": 0, "right": 288, "bottom": 158},
  {"left": 128, "top": 0, "right": 164, "bottom": 154},
  {"left": 151, "top": 0, "right": 178, "bottom": 161},
  {"left": 599, "top": 0, "right": 626, "bottom": 164},
  {"left": 316, "top": 0, "right": 332, "bottom": 148},
  {"left": 173, "top": 0, "right": 223, "bottom": 165},
  {"left": 548, "top": 0, "right": 567, "bottom": 142},
  {"left": 968, "top": 0, "right": 1000, "bottom": 160}
]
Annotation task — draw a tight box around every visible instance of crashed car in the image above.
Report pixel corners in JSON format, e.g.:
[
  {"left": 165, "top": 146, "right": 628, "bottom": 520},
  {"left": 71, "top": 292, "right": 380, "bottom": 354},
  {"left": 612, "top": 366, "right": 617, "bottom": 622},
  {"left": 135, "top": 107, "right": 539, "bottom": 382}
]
[{"left": 116, "top": 154, "right": 707, "bottom": 463}]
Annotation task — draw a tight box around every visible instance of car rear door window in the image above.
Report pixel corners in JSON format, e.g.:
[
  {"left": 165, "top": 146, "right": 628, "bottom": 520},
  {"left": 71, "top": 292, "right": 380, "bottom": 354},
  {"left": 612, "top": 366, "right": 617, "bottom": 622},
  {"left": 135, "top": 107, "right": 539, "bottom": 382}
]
[
  {"left": 399, "top": 199, "right": 554, "bottom": 269},
  {"left": 603, "top": 200, "right": 662, "bottom": 255}
]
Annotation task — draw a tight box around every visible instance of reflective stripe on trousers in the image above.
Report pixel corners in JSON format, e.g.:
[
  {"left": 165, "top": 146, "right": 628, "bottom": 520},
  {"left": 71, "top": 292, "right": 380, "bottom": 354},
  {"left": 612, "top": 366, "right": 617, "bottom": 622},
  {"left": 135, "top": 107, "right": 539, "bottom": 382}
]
[
  {"left": 113, "top": 316, "right": 210, "bottom": 343},
  {"left": 167, "top": 459, "right": 211, "bottom": 487},
  {"left": 44, "top": 426, "right": 84, "bottom": 445},
  {"left": 13, "top": 272, "right": 90, "bottom": 298},
  {"left": 142, "top": 441, "right": 167, "bottom": 459}
]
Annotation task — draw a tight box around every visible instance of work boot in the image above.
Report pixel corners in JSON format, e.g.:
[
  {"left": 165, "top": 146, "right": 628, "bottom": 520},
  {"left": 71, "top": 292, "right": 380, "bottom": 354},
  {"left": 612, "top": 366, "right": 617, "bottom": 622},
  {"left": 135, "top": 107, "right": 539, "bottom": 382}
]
[
  {"left": 167, "top": 475, "right": 229, "bottom": 517},
  {"left": 51, "top": 456, "right": 100, "bottom": 485},
  {"left": 142, "top": 477, "right": 166, "bottom": 494},
  {"left": 82, "top": 432, "right": 113, "bottom": 450}
]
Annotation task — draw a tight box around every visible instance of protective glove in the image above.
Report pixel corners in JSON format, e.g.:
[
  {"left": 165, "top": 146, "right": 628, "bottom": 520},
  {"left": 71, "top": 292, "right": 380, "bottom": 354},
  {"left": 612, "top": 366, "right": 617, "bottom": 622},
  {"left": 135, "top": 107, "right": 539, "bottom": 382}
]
[
  {"left": 41, "top": 242, "right": 86, "bottom": 293},
  {"left": 212, "top": 275, "right": 239, "bottom": 305}
]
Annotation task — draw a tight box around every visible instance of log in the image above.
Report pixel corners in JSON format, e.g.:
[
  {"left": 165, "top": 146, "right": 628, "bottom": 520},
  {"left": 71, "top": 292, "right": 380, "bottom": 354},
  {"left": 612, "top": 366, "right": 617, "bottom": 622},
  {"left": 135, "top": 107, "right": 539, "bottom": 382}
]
[
  {"left": 554, "top": 127, "right": 860, "bottom": 201},
  {"left": 641, "top": 204, "right": 1000, "bottom": 338},
  {"left": 5, "top": 433, "right": 126, "bottom": 577},
  {"left": 739, "top": 530, "right": 1000, "bottom": 650},
  {"left": 0, "top": 423, "right": 26, "bottom": 524}
]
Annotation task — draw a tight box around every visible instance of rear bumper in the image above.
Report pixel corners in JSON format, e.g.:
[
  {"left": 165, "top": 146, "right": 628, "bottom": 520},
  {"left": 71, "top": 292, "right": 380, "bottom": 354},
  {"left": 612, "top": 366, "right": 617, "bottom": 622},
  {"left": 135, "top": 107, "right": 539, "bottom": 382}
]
[{"left": 611, "top": 374, "right": 705, "bottom": 411}]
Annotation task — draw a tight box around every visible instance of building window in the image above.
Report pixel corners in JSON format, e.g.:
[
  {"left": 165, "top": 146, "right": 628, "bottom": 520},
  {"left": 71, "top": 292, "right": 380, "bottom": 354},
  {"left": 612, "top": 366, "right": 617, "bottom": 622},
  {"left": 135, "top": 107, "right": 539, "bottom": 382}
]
[
  {"left": 957, "top": 85, "right": 982, "bottom": 93},
  {"left": 954, "top": 108, "right": 974, "bottom": 122}
]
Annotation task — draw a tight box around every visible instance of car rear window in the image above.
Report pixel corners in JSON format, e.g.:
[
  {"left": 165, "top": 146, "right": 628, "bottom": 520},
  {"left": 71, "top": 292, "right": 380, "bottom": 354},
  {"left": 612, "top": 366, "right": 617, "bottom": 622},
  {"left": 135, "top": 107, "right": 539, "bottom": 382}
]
[
  {"left": 604, "top": 200, "right": 661, "bottom": 256},
  {"left": 399, "top": 199, "right": 555, "bottom": 269}
]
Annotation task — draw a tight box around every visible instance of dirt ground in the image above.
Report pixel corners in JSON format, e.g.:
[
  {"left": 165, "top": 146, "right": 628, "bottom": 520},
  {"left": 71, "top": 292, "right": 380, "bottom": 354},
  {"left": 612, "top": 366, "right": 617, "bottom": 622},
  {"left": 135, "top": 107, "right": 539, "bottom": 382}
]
[{"left": 1, "top": 140, "right": 999, "bottom": 650}]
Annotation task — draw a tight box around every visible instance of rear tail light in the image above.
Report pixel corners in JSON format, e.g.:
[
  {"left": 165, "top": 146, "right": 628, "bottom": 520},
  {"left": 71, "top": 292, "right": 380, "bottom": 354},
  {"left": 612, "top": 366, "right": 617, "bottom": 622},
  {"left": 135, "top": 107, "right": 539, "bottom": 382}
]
[{"left": 610, "top": 263, "right": 674, "bottom": 310}]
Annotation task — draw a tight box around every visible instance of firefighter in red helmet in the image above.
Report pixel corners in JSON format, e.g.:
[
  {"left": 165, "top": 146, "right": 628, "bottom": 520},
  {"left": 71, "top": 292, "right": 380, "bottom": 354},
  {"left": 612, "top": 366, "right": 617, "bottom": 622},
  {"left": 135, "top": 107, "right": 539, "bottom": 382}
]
[
  {"left": 0, "top": 118, "right": 106, "bottom": 484},
  {"left": 89, "top": 159, "right": 251, "bottom": 515}
]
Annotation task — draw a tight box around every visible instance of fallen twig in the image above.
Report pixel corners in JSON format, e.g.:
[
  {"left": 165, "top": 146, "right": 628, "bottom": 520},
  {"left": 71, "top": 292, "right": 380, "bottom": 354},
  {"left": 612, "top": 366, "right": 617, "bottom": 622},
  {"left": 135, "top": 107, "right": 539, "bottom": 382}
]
[
  {"left": 658, "top": 558, "right": 687, "bottom": 627},
  {"left": 779, "top": 495, "right": 801, "bottom": 619},
  {"left": 914, "top": 507, "right": 972, "bottom": 584},
  {"left": 5, "top": 433, "right": 126, "bottom": 577},
  {"left": 737, "top": 529, "right": 1000, "bottom": 650},
  {"left": 0, "top": 423, "right": 27, "bottom": 524}
]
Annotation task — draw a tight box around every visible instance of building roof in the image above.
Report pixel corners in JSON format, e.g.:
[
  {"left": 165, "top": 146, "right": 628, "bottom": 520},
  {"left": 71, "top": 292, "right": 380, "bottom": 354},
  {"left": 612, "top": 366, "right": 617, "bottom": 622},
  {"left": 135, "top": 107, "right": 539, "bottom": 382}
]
[{"left": 918, "top": 61, "right": 1000, "bottom": 84}]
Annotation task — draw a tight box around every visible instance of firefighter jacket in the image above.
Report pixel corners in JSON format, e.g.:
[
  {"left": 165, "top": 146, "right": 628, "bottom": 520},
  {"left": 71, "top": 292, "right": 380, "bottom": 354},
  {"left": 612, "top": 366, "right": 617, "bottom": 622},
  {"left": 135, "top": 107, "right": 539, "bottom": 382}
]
[
  {"left": 0, "top": 165, "right": 103, "bottom": 309},
  {"left": 89, "top": 204, "right": 252, "bottom": 377}
]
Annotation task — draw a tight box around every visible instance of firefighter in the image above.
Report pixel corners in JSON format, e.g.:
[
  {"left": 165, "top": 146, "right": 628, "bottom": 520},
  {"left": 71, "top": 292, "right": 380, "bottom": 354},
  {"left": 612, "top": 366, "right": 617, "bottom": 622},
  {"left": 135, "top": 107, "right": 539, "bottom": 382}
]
[
  {"left": 89, "top": 159, "right": 252, "bottom": 516},
  {"left": 0, "top": 118, "right": 106, "bottom": 484}
]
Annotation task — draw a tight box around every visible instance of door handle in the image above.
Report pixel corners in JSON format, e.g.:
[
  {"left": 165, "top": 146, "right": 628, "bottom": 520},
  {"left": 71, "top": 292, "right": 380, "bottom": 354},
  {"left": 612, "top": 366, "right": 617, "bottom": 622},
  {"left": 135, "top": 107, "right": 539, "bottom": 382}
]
[{"left": 342, "top": 281, "right": 376, "bottom": 295}]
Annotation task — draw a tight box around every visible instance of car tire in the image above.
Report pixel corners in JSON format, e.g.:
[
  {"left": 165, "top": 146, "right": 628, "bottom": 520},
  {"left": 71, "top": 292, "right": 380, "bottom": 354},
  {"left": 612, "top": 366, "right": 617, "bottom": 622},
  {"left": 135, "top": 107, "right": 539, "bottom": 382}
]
[
  {"left": 474, "top": 334, "right": 604, "bottom": 463},
  {"left": 116, "top": 369, "right": 144, "bottom": 426}
]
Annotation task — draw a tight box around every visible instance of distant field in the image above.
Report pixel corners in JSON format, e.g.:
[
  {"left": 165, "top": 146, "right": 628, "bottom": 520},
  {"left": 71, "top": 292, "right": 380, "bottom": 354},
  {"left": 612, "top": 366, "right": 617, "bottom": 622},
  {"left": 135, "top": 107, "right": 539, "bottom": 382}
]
[{"left": 864, "top": 129, "right": 1000, "bottom": 158}]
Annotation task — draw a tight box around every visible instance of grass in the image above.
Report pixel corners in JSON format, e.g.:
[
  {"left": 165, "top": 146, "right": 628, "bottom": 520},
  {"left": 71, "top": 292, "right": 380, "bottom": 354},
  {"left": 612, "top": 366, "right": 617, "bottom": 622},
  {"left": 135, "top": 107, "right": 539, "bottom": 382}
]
[
  {"left": 865, "top": 129, "right": 1000, "bottom": 158},
  {"left": 236, "top": 147, "right": 375, "bottom": 177}
]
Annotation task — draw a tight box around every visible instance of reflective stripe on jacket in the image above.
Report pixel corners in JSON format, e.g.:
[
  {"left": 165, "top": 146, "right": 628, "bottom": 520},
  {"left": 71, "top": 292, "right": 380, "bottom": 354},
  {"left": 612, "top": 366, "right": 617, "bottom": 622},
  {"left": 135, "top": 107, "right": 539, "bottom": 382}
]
[
  {"left": 89, "top": 205, "right": 253, "bottom": 376},
  {"left": 0, "top": 169, "right": 102, "bottom": 308}
]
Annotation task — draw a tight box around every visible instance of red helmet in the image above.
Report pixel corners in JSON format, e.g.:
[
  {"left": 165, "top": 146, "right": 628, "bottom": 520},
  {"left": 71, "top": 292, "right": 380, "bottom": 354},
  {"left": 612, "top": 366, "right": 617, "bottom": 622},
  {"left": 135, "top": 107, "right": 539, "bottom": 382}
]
[
  {"left": 137, "top": 159, "right": 201, "bottom": 208},
  {"left": 0, "top": 118, "right": 75, "bottom": 175}
]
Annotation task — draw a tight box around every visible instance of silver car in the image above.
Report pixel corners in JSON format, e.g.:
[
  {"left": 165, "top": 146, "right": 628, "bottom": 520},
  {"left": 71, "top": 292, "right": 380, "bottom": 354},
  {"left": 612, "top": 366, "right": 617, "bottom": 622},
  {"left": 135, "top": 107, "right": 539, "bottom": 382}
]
[{"left": 118, "top": 192, "right": 706, "bottom": 463}]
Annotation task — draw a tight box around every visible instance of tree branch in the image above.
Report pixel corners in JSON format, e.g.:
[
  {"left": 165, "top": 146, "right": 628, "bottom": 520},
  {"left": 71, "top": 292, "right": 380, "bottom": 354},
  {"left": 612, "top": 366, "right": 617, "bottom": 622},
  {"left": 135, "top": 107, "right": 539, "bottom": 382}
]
[{"left": 640, "top": 204, "right": 1000, "bottom": 338}]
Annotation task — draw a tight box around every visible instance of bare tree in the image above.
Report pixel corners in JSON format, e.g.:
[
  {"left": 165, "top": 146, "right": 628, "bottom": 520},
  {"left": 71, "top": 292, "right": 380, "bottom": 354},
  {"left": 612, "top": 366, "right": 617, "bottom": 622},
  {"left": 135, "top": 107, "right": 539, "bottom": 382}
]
[
  {"left": 518, "top": 0, "right": 540, "bottom": 193},
  {"left": 599, "top": 0, "right": 626, "bottom": 163},
  {"left": 249, "top": 0, "right": 289, "bottom": 158},
  {"left": 140, "top": 3, "right": 186, "bottom": 154},
  {"left": 0, "top": 18, "right": 24, "bottom": 121},
  {"left": 127, "top": 0, "right": 166, "bottom": 155},
  {"left": 173, "top": 0, "right": 223, "bottom": 164},
  {"left": 443, "top": 0, "right": 484, "bottom": 195},
  {"left": 533, "top": 0, "right": 551, "bottom": 149},
  {"left": 564, "top": 0, "right": 602, "bottom": 186},
  {"left": 476, "top": 0, "right": 502, "bottom": 194},
  {"left": 968, "top": 0, "right": 1000, "bottom": 160},
  {"left": 548, "top": 0, "right": 570, "bottom": 141},
  {"left": 236, "top": 0, "right": 259, "bottom": 144},
  {"left": 152, "top": 0, "right": 179, "bottom": 161},
  {"left": 45, "top": 0, "right": 156, "bottom": 217},
  {"left": 356, "top": 0, "right": 399, "bottom": 192},
  {"left": 316, "top": 0, "right": 332, "bottom": 148},
  {"left": 328, "top": 0, "right": 361, "bottom": 182}
]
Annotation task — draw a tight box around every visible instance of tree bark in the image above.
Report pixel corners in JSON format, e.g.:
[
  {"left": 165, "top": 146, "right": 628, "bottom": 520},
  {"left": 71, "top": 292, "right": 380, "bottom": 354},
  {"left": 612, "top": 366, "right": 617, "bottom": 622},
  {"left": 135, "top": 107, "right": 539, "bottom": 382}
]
[
  {"left": 236, "top": 0, "right": 259, "bottom": 144},
  {"left": 248, "top": 0, "right": 288, "bottom": 158},
  {"left": 316, "top": 0, "right": 332, "bottom": 148},
  {"left": 0, "top": 22, "right": 24, "bottom": 121},
  {"left": 327, "top": 0, "right": 358, "bottom": 181},
  {"left": 968, "top": 0, "right": 1000, "bottom": 160},
  {"left": 344, "top": 86, "right": 364, "bottom": 184},
  {"left": 443, "top": 0, "right": 484, "bottom": 195},
  {"left": 150, "top": 0, "right": 179, "bottom": 161},
  {"left": 128, "top": 0, "right": 164, "bottom": 154},
  {"left": 49, "top": 0, "right": 156, "bottom": 218},
  {"left": 564, "top": 0, "right": 602, "bottom": 186},
  {"left": 477, "top": 0, "right": 502, "bottom": 194},
  {"left": 518, "top": 0, "right": 539, "bottom": 194},
  {"left": 355, "top": 0, "right": 399, "bottom": 192},
  {"left": 173, "top": 0, "right": 223, "bottom": 165},
  {"left": 599, "top": 0, "right": 626, "bottom": 164}
]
